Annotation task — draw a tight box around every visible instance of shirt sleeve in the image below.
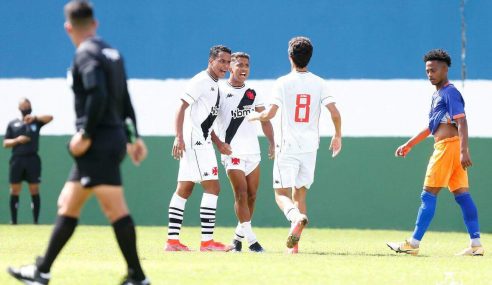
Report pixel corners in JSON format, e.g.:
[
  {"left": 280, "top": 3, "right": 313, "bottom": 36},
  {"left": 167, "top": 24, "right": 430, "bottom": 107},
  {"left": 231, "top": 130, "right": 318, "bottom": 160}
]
[
  {"left": 445, "top": 88, "right": 466, "bottom": 119},
  {"left": 76, "top": 51, "right": 108, "bottom": 137},
  {"left": 181, "top": 78, "right": 202, "bottom": 105},
  {"left": 269, "top": 80, "right": 283, "bottom": 107},
  {"left": 5, "top": 124, "right": 13, "bottom": 139},
  {"left": 321, "top": 81, "right": 336, "bottom": 106},
  {"left": 252, "top": 88, "right": 265, "bottom": 108}
]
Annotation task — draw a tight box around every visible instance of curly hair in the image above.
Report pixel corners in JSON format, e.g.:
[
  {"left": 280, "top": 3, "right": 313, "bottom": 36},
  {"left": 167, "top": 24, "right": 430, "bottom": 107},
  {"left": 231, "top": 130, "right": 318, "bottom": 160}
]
[
  {"left": 288, "top": 36, "right": 313, "bottom": 68},
  {"left": 423, "top": 49, "right": 451, "bottom": 67}
]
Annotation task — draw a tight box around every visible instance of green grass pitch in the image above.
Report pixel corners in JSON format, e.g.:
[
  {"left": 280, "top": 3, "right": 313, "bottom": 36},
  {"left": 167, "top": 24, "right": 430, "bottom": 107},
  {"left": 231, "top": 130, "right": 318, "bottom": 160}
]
[{"left": 1, "top": 226, "right": 490, "bottom": 285}]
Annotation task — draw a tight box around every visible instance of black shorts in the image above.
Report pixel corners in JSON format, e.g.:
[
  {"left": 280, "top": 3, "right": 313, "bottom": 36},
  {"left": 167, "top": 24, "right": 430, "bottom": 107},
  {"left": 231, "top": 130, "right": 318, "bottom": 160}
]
[
  {"left": 9, "top": 154, "right": 41, "bottom": 184},
  {"left": 68, "top": 127, "right": 127, "bottom": 188}
]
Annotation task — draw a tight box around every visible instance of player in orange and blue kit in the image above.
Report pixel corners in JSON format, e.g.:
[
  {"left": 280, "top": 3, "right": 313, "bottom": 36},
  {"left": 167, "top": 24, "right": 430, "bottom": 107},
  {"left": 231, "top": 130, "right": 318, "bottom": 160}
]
[{"left": 387, "top": 49, "right": 484, "bottom": 256}]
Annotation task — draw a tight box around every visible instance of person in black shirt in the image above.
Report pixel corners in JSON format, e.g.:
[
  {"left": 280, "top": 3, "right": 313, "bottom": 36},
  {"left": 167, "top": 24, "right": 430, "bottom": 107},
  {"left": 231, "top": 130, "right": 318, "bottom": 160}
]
[
  {"left": 8, "top": 1, "right": 150, "bottom": 285},
  {"left": 3, "top": 98, "right": 53, "bottom": 225}
]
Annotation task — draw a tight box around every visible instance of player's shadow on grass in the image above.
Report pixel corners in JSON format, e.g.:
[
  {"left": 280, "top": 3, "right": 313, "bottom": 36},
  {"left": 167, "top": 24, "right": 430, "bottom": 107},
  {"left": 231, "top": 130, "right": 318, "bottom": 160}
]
[{"left": 303, "top": 251, "right": 429, "bottom": 258}]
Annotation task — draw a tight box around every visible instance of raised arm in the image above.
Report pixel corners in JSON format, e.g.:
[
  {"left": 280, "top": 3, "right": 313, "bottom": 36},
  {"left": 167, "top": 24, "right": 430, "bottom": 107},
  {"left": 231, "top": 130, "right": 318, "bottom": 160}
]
[{"left": 24, "top": 114, "right": 53, "bottom": 125}]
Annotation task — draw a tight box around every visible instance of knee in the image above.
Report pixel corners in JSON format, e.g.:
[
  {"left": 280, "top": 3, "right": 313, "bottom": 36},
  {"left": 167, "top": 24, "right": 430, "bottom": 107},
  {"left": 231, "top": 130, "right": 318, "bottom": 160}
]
[
  {"left": 247, "top": 192, "right": 257, "bottom": 204},
  {"left": 234, "top": 188, "right": 248, "bottom": 203},
  {"left": 29, "top": 187, "right": 39, "bottom": 195},
  {"left": 10, "top": 186, "right": 21, "bottom": 195}
]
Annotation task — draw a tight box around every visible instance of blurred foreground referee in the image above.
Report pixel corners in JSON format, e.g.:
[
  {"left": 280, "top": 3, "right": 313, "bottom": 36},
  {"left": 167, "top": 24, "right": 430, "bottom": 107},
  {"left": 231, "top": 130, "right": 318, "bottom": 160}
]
[{"left": 8, "top": 1, "right": 150, "bottom": 284}]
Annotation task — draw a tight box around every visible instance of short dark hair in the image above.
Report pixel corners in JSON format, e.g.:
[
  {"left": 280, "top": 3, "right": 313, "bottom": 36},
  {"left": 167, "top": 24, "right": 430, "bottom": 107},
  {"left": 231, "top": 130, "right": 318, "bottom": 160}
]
[
  {"left": 423, "top": 49, "right": 451, "bottom": 67},
  {"left": 231, "top": 52, "right": 250, "bottom": 62},
  {"left": 64, "top": 0, "right": 94, "bottom": 28},
  {"left": 288, "top": 37, "right": 313, "bottom": 68},
  {"left": 209, "top": 45, "right": 232, "bottom": 60}
]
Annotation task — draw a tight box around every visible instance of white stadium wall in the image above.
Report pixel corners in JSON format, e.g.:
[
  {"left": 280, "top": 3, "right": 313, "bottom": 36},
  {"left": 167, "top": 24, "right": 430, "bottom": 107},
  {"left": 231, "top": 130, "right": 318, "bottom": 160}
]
[{"left": 1, "top": 78, "right": 491, "bottom": 138}]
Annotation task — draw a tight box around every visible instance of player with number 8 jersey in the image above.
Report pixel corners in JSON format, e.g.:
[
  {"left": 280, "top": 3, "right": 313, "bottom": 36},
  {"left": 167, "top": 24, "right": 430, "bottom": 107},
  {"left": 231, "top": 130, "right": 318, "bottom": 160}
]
[{"left": 248, "top": 36, "right": 342, "bottom": 254}]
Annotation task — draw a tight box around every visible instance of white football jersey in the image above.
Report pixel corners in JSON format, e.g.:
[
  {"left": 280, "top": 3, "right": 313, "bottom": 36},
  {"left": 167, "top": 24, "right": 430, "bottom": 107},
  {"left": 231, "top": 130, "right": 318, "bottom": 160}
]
[
  {"left": 180, "top": 70, "right": 220, "bottom": 150},
  {"left": 215, "top": 81, "right": 264, "bottom": 156},
  {"left": 270, "top": 71, "right": 335, "bottom": 154}
]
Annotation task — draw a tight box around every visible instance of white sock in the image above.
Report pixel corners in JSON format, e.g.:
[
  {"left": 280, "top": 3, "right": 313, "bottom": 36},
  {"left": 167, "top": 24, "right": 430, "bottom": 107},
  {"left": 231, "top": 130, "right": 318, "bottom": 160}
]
[
  {"left": 234, "top": 222, "right": 244, "bottom": 242},
  {"left": 200, "top": 193, "right": 218, "bottom": 242},
  {"left": 241, "top": 221, "right": 257, "bottom": 246},
  {"left": 471, "top": 238, "right": 481, "bottom": 247},
  {"left": 409, "top": 238, "right": 420, "bottom": 248},
  {"left": 168, "top": 193, "right": 187, "bottom": 240},
  {"left": 284, "top": 206, "right": 301, "bottom": 223}
]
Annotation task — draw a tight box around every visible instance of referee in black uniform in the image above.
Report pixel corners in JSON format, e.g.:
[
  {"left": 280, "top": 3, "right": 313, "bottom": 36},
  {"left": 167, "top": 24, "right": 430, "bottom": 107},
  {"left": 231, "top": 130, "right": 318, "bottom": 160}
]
[
  {"left": 3, "top": 98, "right": 53, "bottom": 225},
  {"left": 8, "top": 1, "right": 150, "bottom": 284}
]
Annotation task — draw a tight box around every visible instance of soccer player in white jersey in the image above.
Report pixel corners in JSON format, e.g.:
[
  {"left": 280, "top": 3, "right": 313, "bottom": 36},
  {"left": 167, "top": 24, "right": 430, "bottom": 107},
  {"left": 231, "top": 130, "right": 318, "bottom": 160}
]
[
  {"left": 165, "top": 45, "right": 232, "bottom": 252},
  {"left": 211, "top": 52, "right": 275, "bottom": 252},
  {"left": 249, "top": 37, "right": 342, "bottom": 254}
]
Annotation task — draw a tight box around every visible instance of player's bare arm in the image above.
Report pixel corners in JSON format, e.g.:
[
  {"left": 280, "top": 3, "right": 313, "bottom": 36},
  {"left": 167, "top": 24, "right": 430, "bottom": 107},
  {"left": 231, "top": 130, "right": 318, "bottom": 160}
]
[
  {"left": 172, "top": 99, "right": 189, "bottom": 160},
  {"left": 127, "top": 138, "right": 148, "bottom": 166},
  {"left": 395, "top": 127, "right": 431, "bottom": 157},
  {"left": 255, "top": 105, "right": 275, "bottom": 159},
  {"left": 24, "top": 114, "right": 54, "bottom": 125},
  {"left": 3, "top": 135, "right": 31, "bottom": 148},
  {"left": 248, "top": 104, "right": 279, "bottom": 122},
  {"left": 456, "top": 117, "right": 472, "bottom": 169},
  {"left": 326, "top": 103, "right": 342, "bottom": 157},
  {"left": 211, "top": 130, "right": 232, "bottom": 155}
]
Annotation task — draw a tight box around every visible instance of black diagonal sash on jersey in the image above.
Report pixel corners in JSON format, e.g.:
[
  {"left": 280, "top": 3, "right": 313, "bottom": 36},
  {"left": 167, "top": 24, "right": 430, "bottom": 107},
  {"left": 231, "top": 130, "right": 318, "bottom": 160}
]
[
  {"left": 225, "top": 88, "right": 256, "bottom": 144},
  {"left": 200, "top": 90, "right": 220, "bottom": 140}
]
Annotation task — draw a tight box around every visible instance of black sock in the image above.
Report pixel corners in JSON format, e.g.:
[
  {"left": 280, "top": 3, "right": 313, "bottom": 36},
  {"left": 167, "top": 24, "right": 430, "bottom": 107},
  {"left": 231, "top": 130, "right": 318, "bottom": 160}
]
[
  {"left": 10, "top": 195, "right": 19, "bottom": 224},
  {"left": 31, "top": 194, "right": 41, "bottom": 224},
  {"left": 37, "top": 216, "right": 78, "bottom": 273},
  {"left": 112, "top": 215, "right": 145, "bottom": 281}
]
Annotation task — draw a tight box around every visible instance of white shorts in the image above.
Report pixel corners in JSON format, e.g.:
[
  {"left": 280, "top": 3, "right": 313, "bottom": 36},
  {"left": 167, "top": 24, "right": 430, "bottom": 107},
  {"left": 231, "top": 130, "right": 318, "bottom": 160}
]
[
  {"left": 273, "top": 151, "right": 317, "bottom": 189},
  {"left": 177, "top": 148, "right": 219, "bottom": 183},
  {"left": 221, "top": 154, "right": 261, "bottom": 176}
]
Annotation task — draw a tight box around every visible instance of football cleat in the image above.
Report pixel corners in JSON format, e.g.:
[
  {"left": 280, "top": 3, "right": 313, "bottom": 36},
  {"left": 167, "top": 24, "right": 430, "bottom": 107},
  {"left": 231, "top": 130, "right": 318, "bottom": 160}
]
[
  {"left": 165, "top": 239, "right": 191, "bottom": 252},
  {"left": 121, "top": 277, "right": 151, "bottom": 285},
  {"left": 455, "top": 246, "right": 484, "bottom": 256},
  {"left": 386, "top": 240, "right": 419, "bottom": 256},
  {"left": 248, "top": 242, "right": 265, "bottom": 253},
  {"left": 287, "top": 244, "right": 299, "bottom": 254},
  {"left": 286, "top": 214, "right": 308, "bottom": 249},
  {"left": 7, "top": 258, "right": 51, "bottom": 285},
  {"left": 230, "top": 239, "right": 242, "bottom": 252},
  {"left": 200, "top": 240, "right": 233, "bottom": 252}
]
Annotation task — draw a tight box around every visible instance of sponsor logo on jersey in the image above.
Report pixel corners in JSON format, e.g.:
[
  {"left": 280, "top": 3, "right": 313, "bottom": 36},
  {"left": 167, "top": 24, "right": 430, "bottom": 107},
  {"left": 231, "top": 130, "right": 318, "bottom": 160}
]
[
  {"left": 226, "top": 93, "right": 234, "bottom": 98},
  {"left": 211, "top": 87, "right": 215, "bottom": 91},
  {"left": 231, "top": 158, "right": 240, "bottom": 165},
  {"left": 195, "top": 141, "right": 203, "bottom": 146},
  {"left": 203, "top": 172, "right": 209, "bottom": 177},
  {"left": 231, "top": 106, "right": 253, "bottom": 119},
  {"left": 30, "top": 124, "right": 37, "bottom": 132}
]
